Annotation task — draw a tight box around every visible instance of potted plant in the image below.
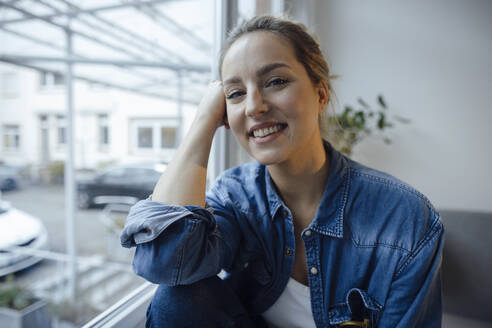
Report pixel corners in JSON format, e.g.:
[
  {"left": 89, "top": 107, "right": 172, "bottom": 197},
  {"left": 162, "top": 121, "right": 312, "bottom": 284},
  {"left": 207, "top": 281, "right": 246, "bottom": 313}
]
[
  {"left": 326, "top": 95, "right": 410, "bottom": 157},
  {"left": 0, "top": 275, "right": 51, "bottom": 328}
]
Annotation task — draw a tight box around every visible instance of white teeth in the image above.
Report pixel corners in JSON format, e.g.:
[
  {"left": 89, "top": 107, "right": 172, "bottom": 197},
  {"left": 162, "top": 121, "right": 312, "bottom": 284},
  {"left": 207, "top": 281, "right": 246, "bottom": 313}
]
[{"left": 252, "top": 124, "right": 283, "bottom": 138}]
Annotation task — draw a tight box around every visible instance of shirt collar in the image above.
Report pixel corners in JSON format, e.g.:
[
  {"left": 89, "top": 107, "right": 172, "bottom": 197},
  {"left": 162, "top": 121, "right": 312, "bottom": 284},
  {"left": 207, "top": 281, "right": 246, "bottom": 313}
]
[{"left": 264, "top": 141, "right": 350, "bottom": 239}]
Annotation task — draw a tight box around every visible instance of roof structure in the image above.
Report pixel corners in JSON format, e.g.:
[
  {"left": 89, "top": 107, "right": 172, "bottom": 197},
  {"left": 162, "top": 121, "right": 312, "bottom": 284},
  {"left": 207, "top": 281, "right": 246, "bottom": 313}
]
[{"left": 0, "top": 0, "right": 215, "bottom": 104}]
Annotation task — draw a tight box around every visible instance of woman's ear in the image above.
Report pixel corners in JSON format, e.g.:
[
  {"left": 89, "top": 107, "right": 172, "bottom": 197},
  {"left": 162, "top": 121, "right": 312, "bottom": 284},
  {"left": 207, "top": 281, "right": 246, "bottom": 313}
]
[{"left": 317, "top": 82, "right": 329, "bottom": 113}]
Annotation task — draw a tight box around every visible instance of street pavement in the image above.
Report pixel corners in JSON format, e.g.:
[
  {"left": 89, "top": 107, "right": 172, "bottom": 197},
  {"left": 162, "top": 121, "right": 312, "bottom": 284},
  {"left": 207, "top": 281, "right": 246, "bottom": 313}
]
[{"left": 3, "top": 183, "right": 107, "bottom": 255}]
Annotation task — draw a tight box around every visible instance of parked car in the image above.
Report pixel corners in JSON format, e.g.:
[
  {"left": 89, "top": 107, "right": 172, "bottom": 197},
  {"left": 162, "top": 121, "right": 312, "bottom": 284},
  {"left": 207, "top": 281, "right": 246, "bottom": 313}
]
[
  {"left": 0, "top": 200, "right": 48, "bottom": 276},
  {"left": 0, "top": 165, "right": 22, "bottom": 192},
  {"left": 76, "top": 163, "right": 166, "bottom": 209}
]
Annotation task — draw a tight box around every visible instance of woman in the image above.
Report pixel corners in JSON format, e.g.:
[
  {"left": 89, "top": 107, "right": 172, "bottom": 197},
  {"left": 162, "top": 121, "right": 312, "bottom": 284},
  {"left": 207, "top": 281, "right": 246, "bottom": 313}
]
[{"left": 121, "top": 16, "right": 444, "bottom": 328}]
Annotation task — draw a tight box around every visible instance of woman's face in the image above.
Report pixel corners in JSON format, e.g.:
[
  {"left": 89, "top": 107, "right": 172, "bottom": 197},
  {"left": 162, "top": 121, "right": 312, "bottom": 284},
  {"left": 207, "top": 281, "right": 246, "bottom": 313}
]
[{"left": 221, "top": 31, "right": 326, "bottom": 166}]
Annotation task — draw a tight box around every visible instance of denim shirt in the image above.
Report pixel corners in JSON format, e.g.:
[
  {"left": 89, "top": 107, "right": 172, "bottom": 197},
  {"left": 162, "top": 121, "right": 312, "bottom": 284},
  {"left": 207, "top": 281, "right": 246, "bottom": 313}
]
[{"left": 121, "top": 143, "right": 444, "bottom": 327}]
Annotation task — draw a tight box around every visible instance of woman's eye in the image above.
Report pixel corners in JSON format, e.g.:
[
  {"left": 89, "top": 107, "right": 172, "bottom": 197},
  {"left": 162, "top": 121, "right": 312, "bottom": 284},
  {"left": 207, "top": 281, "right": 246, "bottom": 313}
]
[
  {"left": 267, "top": 78, "right": 288, "bottom": 87},
  {"left": 226, "top": 90, "right": 245, "bottom": 99}
]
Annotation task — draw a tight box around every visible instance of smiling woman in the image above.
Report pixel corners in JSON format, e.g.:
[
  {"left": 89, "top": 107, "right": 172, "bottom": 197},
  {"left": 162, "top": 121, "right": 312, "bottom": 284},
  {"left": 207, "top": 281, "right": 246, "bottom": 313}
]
[
  {"left": 222, "top": 32, "right": 327, "bottom": 168},
  {"left": 121, "top": 16, "right": 444, "bottom": 328}
]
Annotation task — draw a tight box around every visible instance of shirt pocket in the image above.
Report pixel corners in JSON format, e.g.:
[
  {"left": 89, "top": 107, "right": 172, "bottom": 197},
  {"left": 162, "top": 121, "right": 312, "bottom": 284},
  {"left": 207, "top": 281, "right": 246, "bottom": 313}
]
[{"left": 328, "top": 288, "right": 382, "bottom": 328}]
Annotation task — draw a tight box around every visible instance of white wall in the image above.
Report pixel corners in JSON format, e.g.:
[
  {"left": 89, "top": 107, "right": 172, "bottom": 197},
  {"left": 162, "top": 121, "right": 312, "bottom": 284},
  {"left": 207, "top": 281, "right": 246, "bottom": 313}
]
[
  {"left": 312, "top": 0, "right": 492, "bottom": 212},
  {"left": 0, "top": 63, "right": 39, "bottom": 165}
]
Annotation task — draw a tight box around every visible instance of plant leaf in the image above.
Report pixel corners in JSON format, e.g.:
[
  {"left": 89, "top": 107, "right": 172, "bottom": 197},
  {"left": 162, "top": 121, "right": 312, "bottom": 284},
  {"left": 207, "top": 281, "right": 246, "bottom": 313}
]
[
  {"left": 394, "top": 115, "right": 411, "bottom": 124},
  {"left": 357, "top": 98, "right": 369, "bottom": 108},
  {"left": 377, "top": 95, "right": 387, "bottom": 109}
]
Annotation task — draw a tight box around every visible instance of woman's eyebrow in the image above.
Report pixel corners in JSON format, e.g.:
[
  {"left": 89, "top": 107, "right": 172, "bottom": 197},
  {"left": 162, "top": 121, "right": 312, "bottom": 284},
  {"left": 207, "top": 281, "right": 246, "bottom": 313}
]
[
  {"left": 223, "top": 62, "right": 290, "bottom": 86},
  {"left": 256, "top": 62, "right": 290, "bottom": 78},
  {"left": 223, "top": 77, "right": 241, "bottom": 86}
]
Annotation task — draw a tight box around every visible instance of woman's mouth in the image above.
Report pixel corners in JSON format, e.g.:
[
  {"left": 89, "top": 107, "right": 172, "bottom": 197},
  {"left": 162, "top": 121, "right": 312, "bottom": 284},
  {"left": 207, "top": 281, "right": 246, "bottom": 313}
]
[{"left": 249, "top": 123, "right": 287, "bottom": 144}]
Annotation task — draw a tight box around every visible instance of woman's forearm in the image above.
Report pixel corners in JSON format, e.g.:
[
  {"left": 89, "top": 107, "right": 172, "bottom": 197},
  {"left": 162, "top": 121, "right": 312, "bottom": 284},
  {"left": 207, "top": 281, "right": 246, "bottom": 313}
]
[
  {"left": 151, "top": 116, "right": 217, "bottom": 206},
  {"left": 152, "top": 81, "right": 226, "bottom": 206}
]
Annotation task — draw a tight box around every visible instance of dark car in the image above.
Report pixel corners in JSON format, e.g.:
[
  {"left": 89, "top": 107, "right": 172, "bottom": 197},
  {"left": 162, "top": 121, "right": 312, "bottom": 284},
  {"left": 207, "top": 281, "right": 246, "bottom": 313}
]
[{"left": 77, "top": 163, "right": 166, "bottom": 209}]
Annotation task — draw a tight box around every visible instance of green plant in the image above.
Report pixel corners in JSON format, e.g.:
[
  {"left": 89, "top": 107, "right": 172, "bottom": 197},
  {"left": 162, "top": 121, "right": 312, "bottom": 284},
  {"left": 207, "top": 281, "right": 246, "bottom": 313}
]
[
  {"left": 0, "top": 275, "right": 37, "bottom": 310},
  {"left": 327, "top": 95, "right": 410, "bottom": 156}
]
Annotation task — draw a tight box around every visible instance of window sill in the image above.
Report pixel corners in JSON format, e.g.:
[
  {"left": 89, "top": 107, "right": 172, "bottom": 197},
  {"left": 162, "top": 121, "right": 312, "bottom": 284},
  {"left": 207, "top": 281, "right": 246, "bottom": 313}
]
[{"left": 81, "top": 282, "right": 156, "bottom": 328}]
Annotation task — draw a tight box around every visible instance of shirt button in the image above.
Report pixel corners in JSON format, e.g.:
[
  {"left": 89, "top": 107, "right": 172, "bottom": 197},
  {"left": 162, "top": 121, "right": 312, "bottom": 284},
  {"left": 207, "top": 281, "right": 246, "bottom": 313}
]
[
  {"left": 283, "top": 208, "right": 289, "bottom": 217},
  {"left": 285, "top": 248, "right": 293, "bottom": 256},
  {"left": 244, "top": 262, "right": 249, "bottom": 268},
  {"left": 304, "top": 229, "right": 312, "bottom": 237},
  {"left": 310, "top": 267, "right": 318, "bottom": 275}
]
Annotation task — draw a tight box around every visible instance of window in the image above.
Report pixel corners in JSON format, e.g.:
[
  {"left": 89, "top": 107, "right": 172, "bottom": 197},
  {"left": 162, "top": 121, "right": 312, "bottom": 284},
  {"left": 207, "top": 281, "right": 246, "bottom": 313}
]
[
  {"left": 1, "top": 72, "right": 19, "bottom": 97},
  {"left": 40, "top": 72, "right": 65, "bottom": 88},
  {"left": 0, "top": 0, "right": 220, "bottom": 325},
  {"left": 131, "top": 119, "right": 178, "bottom": 153},
  {"left": 2, "top": 124, "right": 21, "bottom": 151},
  {"left": 137, "top": 126, "right": 153, "bottom": 149},
  {"left": 161, "top": 126, "right": 177, "bottom": 148},
  {"left": 98, "top": 114, "right": 110, "bottom": 148},
  {"left": 57, "top": 115, "right": 66, "bottom": 145}
]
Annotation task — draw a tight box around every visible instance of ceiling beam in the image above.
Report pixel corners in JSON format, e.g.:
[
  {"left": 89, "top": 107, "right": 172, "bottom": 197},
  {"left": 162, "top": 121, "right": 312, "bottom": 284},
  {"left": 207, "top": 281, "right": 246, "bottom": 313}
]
[
  {"left": 0, "top": 0, "right": 173, "bottom": 26},
  {"left": 0, "top": 58, "right": 200, "bottom": 105},
  {"left": 0, "top": 26, "right": 203, "bottom": 89},
  {"left": 50, "top": 0, "right": 189, "bottom": 64},
  {"left": 0, "top": 54, "right": 209, "bottom": 72}
]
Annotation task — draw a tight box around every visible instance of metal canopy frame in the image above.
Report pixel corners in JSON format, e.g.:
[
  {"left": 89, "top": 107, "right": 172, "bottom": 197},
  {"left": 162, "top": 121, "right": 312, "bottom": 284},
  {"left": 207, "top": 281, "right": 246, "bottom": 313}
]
[
  {"left": 0, "top": 0, "right": 216, "bottom": 303},
  {"left": 0, "top": 0, "right": 212, "bottom": 103}
]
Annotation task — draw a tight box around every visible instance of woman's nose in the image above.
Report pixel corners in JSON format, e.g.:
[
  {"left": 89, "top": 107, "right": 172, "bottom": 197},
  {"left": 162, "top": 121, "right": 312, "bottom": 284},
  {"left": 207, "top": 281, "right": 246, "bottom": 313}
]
[{"left": 245, "top": 88, "right": 268, "bottom": 117}]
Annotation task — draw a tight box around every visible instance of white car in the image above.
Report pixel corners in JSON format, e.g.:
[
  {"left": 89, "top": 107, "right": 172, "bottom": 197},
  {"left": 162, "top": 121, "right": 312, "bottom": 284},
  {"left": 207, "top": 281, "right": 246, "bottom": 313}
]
[{"left": 0, "top": 200, "right": 48, "bottom": 276}]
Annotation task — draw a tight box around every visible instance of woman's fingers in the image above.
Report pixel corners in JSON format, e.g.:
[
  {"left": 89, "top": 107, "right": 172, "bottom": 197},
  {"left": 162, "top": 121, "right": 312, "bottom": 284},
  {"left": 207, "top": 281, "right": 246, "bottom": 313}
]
[{"left": 197, "top": 80, "right": 227, "bottom": 128}]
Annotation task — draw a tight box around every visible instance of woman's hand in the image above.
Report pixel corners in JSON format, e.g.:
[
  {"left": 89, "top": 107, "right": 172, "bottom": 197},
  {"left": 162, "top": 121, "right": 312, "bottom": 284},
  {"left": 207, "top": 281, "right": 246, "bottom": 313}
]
[
  {"left": 152, "top": 81, "right": 228, "bottom": 205},
  {"left": 196, "top": 80, "right": 229, "bottom": 130}
]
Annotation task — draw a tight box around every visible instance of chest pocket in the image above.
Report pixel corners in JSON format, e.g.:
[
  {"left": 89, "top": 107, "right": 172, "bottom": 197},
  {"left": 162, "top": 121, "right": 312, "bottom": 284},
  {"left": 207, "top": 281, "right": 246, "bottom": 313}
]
[{"left": 328, "top": 288, "right": 382, "bottom": 328}]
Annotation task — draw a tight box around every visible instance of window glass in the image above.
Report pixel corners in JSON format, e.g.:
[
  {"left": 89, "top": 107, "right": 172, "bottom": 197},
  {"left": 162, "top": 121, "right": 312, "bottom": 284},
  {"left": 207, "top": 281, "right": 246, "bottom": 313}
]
[
  {"left": 2, "top": 124, "right": 21, "bottom": 150},
  {"left": 57, "top": 115, "right": 66, "bottom": 145},
  {"left": 98, "top": 114, "right": 110, "bottom": 147},
  {"left": 103, "top": 167, "right": 126, "bottom": 178},
  {"left": 161, "top": 126, "right": 177, "bottom": 148},
  {"left": 0, "top": 0, "right": 214, "bottom": 324},
  {"left": 137, "top": 126, "right": 153, "bottom": 149},
  {"left": 40, "top": 72, "right": 65, "bottom": 88}
]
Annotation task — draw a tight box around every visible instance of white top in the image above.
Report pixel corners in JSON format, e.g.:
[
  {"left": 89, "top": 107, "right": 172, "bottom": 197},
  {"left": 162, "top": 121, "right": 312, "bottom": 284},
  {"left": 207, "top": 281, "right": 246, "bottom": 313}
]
[{"left": 262, "top": 277, "right": 317, "bottom": 328}]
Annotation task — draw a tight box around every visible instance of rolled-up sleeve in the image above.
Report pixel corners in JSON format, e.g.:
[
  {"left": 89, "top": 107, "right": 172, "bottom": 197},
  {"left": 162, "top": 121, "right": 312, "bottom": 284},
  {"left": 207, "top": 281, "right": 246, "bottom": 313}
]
[{"left": 120, "top": 184, "right": 241, "bottom": 286}]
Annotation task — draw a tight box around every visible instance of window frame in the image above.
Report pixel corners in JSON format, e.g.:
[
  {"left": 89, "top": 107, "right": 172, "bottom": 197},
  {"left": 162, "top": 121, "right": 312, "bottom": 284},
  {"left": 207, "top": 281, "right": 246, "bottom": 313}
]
[
  {"left": 2, "top": 124, "right": 21, "bottom": 152},
  {"left": 129, "top": 118, "right": 179, "bottom": 155},
  {"left": 98, "top": 113, "right": 110, "bottom": 150}
]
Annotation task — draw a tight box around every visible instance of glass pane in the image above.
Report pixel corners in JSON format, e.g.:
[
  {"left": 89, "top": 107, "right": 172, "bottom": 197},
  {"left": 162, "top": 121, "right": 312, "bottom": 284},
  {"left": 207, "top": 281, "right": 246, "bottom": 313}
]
[
  {"left": 161, "top": 127, "right": 176, "bottom": 148},
  {"left": 58, "top": 127, "right": 66, "bottom": 144},
  {"left": 0, "top": 0, "right": 214, "bottom": 324},
  {"left": 100, "top": 126, "right": 109, "bottom": 145},
  {"left": 137, "top": 127, "right": 153, "bottom": 148}
]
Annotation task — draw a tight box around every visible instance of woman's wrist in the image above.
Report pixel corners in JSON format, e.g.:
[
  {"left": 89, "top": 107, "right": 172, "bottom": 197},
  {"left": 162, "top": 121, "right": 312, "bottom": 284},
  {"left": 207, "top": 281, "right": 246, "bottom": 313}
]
[{"left": 193, "top": 111, "right": 221, "bottom": 133}]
